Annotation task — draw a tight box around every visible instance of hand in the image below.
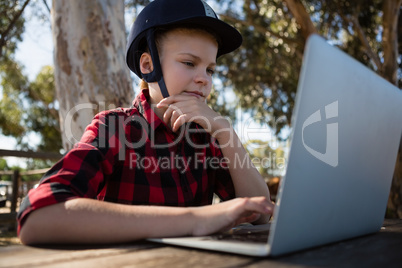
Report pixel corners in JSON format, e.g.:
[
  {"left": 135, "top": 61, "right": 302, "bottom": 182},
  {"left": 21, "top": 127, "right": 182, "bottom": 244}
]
[
  {"left": 190, "top": 196, "right": 274, "bottom": 236},
  {"left": 156, "top": 94, "right": 230, "bottom": 134}
]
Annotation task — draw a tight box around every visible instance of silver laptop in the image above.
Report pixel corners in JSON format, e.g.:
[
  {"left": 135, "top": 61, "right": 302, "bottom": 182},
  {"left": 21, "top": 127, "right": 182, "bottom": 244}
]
[{"left": 148, "top": 34, "right": 402, "bottom": 256}]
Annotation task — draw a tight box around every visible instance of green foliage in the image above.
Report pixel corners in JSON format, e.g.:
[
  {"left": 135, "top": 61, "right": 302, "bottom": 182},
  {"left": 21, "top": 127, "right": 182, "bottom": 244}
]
[
  {"left": 244, "top": 139, "right": 286, "bottom": 178},
  {"left": 0, "top": 158, "right": 10, "bottom": 180},
  {"left": 217, "top": 0, "right": 304, "bottom": 134},
  {"left": 0, "top": 0, "right": 28, "bottom": 57},
  {"left": 207, "top": 85, "right": 237, "bottom": 122},
  {"left": 307, "top": 0, "right": 384, "bottom": 70},
  {"left": 0, "top": 0, "right": 60, "bottom": 158},
  {"left": 0, "top": 63, "right": 61, "bottom": 153},
  {"left": 0, "top": 56, "right": 27, "bottom": 137},
  {"left": 0, "top": 158, "right": 7, "bottom": 170},
  {"left": 216, "top": 0, "right": 401, "bottom": 136},
  {"left": 24, "top": 66, "right": 62, "bottom": 152}
]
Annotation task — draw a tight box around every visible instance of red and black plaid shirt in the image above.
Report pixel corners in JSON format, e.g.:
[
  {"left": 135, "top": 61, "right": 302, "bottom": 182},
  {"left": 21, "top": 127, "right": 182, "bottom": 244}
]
[{"left": 17, "top": 89, "right": 235, "bottom": 232}]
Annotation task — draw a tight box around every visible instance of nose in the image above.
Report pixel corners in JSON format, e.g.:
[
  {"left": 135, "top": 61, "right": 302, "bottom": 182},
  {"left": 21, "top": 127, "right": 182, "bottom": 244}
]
[{"left": 194, "top": 69, "right": 210, "bottom": 86}]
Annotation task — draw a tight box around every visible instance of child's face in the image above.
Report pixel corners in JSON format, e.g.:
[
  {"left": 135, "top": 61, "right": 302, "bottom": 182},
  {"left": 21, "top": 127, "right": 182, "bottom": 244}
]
[{"left": 149, "top": 28, "right": 218, "bottom": 103}]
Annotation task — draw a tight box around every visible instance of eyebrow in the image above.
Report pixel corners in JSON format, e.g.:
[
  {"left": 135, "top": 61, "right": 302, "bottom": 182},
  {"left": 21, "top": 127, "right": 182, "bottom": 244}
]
[{"left": 178, "top": 53, "right": 216, "bottom": 66}]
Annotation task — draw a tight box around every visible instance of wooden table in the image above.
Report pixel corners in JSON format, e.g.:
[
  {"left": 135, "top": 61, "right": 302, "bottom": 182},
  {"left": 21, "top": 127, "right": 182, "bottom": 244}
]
[{"left": 1, "top": 219, "right": 401, "bottom": 268}]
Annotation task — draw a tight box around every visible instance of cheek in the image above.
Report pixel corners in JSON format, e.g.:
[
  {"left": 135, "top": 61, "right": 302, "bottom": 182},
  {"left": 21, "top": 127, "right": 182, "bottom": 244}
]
[
  {"left": 163, "top": 61, "right": 185, "bottom": 78},
  {"left": 165, "top": 65, "right": 192, "bottom": 86},
  {"left": 206, "top": 85, "right": 212, "bottom": 96},
  {"left": 206, "top": 76, "right": 213, "bottom": 90}
]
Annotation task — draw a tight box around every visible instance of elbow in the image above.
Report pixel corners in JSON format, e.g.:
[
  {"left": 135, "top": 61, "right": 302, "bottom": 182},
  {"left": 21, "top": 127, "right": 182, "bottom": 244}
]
[
  {"left": 18, "top": 220, "right": 37, "bottom": 245},
  {"left": 18, "top": 208, "right": 54, "bottom": 245},
  {"left": 18, "top": 202, "right": 67, "bottom": 245}
]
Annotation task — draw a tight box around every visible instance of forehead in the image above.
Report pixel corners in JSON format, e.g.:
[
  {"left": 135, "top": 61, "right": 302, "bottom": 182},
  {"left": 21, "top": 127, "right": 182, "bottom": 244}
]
[{"left": 158, "top": 28, "right": 218, "bottom": 59}]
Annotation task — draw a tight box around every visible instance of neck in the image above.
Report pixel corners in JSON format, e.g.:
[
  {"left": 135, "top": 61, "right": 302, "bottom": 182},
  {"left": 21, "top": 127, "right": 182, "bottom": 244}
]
[
  {"left": 148, "top": 95, "right": 172, "bottom": 129},
  {"left": 146, "top": 86, "right": 172, "bottom": 128}
]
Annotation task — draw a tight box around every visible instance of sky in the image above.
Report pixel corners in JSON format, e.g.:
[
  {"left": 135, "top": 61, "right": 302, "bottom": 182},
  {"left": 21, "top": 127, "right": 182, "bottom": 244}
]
[{"left": 15, "top": 7, "right": 54, "bottom": 81}]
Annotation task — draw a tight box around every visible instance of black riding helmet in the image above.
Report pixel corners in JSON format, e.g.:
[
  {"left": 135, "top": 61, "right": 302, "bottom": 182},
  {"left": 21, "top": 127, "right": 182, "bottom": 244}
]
[{"left": 126, "top": 0, "right": 242, "bottom": 98}]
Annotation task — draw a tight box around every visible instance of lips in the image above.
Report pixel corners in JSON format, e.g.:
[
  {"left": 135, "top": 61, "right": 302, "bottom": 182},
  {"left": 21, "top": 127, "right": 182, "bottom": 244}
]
[{"left": 184, "top": 91, "right": 204, "bottom": 98}]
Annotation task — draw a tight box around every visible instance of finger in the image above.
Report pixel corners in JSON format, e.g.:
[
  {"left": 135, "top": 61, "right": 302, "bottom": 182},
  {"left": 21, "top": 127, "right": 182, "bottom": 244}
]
[
  {"left": 224, "top": 213, "right": 261, "bottom": 232},
  {"left": 168, "top": 105, "right": 191, "bottom": 130},
  {"left": 238, "top": 213, "right": 261, "bottom": 224},
  {"left": 169, "top": 108, "right": 183, "bottom": 130},
  {"left": 165, "top": 104, "right": 200, "bottom": 131},
  {"left": 238, "top": 197, "right": 274, "bottom": 217},
  {"left": 249, "top": 196, "right": 275, "bottom": 214},
  {"left": 157, "top": 94, "right": 198, "bottom": 107},
  {"left": 163, "top": 103, "right": 191, "bottom": 127},
  {"left": 162, "top": 104, "right": 180, "bottom": 125},
  {"left": 171, "top": 114, "right": 188, "bottom": 132}
]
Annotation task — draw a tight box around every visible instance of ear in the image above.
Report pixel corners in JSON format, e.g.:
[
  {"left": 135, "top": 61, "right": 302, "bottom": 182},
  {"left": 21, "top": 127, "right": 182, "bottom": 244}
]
[{"left": 139, "top": 52, "right": 154, "bottom": 74}]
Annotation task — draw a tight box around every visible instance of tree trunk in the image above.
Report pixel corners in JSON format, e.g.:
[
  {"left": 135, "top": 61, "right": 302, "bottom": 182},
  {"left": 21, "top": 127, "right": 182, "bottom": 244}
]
[
  {"left": 51, "top": 0, "right": 134, "bottom": 151},
  {"left": 383, "top": 0, "right": 402, "bottom": 219},
  {"left": 283, "top": 0, "right": 317, "bottom": 41},
  {"left": 382, "top": 0, "right": 401, "bottom": 85}
]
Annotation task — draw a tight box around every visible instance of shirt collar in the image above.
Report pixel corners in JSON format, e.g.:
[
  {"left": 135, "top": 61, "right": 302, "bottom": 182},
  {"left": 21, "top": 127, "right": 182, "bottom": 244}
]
[{"left": 132, "top": 88, "right": 166, "bottom": 133}]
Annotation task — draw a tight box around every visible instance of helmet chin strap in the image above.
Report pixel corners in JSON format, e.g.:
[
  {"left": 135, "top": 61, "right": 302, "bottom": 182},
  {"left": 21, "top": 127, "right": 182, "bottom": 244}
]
[{"left": 141, "top": 29, "right": 170, "bottom": 98}]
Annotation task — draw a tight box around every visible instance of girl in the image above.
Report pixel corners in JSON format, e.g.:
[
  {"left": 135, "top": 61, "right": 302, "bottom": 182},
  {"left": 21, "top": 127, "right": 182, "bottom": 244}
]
[{"left": 18, "top": 0, "right": 274, "bottom": 245}]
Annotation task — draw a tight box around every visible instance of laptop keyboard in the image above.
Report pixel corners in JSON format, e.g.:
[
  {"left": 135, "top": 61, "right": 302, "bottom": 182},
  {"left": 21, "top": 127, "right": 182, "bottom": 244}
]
[{"left": 211, "top": 229, "right": 270, "bottom": 243}]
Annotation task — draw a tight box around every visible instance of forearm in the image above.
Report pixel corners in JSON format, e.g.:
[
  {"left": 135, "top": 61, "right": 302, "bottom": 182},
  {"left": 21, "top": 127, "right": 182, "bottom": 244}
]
[
  {"left": 19, "top": 196, "right": 273, "bottom": 245},
  {"left": 215, "top": 126, "right": 271, "bottom": 200},
  {"left": 217, "top": 130, "right": 272, "bottom": 224},
  {"left": 19, "top": 198, "right": 194, "bottom": 245}
]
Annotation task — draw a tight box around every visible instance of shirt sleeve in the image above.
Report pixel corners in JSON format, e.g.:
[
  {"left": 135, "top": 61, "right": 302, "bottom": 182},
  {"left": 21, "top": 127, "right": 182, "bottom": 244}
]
[{"left": 17, "top": 110, "right": 124, "bottom": 233}]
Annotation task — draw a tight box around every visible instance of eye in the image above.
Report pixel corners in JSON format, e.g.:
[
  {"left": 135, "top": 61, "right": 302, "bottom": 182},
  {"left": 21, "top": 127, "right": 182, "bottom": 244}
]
[
  {"left": 207, "top": 68, "right": 215, "bottom": 75},
  {"left": 182, "top": 61, "right": 194, "bottom": 67}
]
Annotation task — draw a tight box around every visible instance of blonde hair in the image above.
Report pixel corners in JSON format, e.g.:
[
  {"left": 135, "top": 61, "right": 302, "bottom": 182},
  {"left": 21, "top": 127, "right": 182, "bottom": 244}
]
[{"left": 139, "top": 78, "right": 149, "bottom": 90}]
